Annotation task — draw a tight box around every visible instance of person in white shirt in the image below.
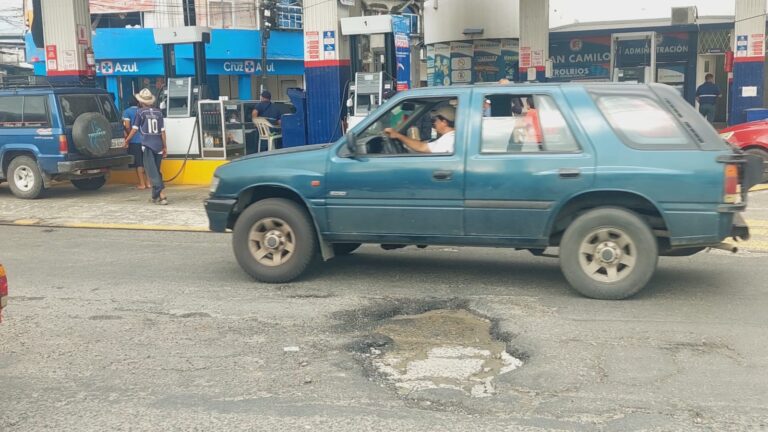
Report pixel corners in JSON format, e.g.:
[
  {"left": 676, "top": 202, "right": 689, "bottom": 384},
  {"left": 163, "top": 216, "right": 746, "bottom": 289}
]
[{"left": 383, "top": 106, "right": 456, "bottom": 154}]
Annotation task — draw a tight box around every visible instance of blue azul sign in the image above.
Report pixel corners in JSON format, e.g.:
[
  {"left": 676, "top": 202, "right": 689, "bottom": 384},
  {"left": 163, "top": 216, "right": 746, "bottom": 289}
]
[{"left": 95, "top": 59, "right": 164, "bottom": 76}]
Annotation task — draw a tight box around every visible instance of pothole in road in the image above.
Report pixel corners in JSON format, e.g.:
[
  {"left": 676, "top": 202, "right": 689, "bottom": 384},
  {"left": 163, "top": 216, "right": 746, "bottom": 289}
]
[{"left": 341, "top": 299, "right": 525, "bottom": 399}]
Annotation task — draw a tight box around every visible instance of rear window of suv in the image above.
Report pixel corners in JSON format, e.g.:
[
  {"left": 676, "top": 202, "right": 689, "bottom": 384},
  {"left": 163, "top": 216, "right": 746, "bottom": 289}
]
[
  {"left": 59, "top": 94, "right": 119, "bottom": 126},
  {"left": 595, "top": 95, "right": 697, "bottom": 150}
]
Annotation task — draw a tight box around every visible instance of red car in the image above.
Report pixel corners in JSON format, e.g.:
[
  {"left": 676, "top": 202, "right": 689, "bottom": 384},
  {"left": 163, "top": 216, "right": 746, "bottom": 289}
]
[
  {"left": 720, "top": 122, "right": 768, "bottom": 183},
  {"left": 0, "top": 264, "right": 7, "bottom": 323}
]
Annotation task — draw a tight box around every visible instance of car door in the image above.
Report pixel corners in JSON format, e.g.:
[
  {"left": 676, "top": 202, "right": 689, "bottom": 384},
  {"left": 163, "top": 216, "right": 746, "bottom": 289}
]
[
  {"left": 324, "top": 91, "right": 468, "bottom": 238},
  {"left": 464, "top": 87, "right": 596, "bottom": 243}
]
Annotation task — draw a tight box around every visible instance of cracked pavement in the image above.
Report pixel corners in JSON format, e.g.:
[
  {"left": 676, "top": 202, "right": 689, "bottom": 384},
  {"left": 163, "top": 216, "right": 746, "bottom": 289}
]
[{"left": 2, "top": 209, "right": 768, "bottom": 431}]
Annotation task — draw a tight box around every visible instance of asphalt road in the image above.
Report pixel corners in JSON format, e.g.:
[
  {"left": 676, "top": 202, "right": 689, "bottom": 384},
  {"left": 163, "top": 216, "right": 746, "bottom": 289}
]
[{"left": 1, "top": 222, "right": 768, "bottom": 431}]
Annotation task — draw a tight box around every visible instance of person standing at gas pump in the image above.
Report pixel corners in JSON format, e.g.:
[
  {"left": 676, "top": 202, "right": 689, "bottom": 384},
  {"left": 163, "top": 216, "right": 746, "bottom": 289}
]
[
  {"left": 696, "top": 74, "right": 721, "bottom": 124},
  {"left": 122, "top": 96, "right": 150, "bottom": 190},
  {"left": 124, "top": 89, "right": 168, "bottom": 205}
]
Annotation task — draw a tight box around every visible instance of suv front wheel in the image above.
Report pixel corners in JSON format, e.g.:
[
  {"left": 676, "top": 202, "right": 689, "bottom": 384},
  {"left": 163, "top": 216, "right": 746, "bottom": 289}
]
[
  {"left": 560, "top": 207, "right": 658, "bottom": 300},
  {"left": 8, "top": 156, "right": 44, "bottom": 199},
  {"left": 232, "top": 198, "right": 318, "bottom": 283}
]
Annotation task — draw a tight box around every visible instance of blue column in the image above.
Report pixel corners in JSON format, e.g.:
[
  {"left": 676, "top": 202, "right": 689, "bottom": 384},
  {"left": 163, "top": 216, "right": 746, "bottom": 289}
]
[
  {"left": 106, "top": 76, "right": 120, "bottom": 107},
  {"left": 730, "top": 59, "right": 765, "bottom": 125},
  {"left": 305, "top": 60, "right": 350, "bottom": 144},
  {"left": 238, "top": 75, "right": 252, "bottom": 100}
]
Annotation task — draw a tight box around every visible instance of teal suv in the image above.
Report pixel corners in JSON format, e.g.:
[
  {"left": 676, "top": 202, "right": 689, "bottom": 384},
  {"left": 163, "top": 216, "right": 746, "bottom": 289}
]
[
  {"left": 206, "top": 83, "right": 762, "bottom": 300},
  {"left": 0, "top": 77, "right": 131, "bottom": 199}
]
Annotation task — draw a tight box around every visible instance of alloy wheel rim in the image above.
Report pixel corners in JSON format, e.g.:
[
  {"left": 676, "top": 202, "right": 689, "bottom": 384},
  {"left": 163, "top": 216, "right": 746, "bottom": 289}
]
[
  {"left": 248, "top": 217, "right": 296, "bottom": 267},
  {"left": 13, "top": 166, "right": 34, "bottom": 192},
  {"left": 578, "top": 227, "right": 637, "bottom": 283}
]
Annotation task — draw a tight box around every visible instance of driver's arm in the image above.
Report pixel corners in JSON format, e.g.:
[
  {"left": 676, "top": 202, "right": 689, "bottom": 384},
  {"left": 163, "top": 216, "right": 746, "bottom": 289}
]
[{"left": 383, "top": 128, "right": 431, "bottom": 153}]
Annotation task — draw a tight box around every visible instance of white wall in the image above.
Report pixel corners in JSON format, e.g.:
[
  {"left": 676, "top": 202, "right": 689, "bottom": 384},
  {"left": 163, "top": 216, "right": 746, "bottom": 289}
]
[{"left": 423, "top": 0, "right": 520, "bottom": 45}]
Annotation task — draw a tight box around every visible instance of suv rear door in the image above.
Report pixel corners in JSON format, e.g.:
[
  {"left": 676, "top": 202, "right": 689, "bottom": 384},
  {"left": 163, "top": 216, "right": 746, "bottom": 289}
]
[
  {"left": 463, "top": 86, "right": 596, "bottom": 243},
  {"left": 57, "top": 93, "right": 124, "bottom": 160}
]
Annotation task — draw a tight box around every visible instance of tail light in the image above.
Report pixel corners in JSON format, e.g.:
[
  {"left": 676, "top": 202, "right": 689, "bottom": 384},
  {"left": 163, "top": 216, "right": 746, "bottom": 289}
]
[
  {"left": 59, "top": 134, "right": 68, "bottom": 154},
  {"left": 724, "top": 164, "right": 741, "bottom": 204},
  {"left": 0, "top": 265, "right": 7, "bottom": 323}
]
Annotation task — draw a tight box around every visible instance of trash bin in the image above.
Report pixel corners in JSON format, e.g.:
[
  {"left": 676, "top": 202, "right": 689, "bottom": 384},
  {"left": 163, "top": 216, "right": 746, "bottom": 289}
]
[
  {"left": 282, "top": 88, "right": 308, "bottom": 148},
  {"left": 744, "top": 108, "right": 768, "bottom": 122}
]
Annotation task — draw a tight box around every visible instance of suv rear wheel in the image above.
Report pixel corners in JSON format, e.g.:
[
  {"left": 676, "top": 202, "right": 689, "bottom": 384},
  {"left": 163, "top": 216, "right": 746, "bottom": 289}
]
[
  {"left": 560, "top": 207, "right": 658, "bottom": 300},
  {"left": 71, "top": 176, "right": 107, "bottom": 191},
  {"left": 232, "top": 198, "right": 318, "bottom": 283},
  {"left": 8, "top": 156, "right": 44, "bottom": 199}
]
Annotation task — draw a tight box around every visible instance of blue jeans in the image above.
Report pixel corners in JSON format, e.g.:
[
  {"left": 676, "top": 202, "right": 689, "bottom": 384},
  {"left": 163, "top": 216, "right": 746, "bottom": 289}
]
[
  {"left": 699, "top": 103, "right": 716, "bottom": 123},
  {"left": 142, "top": 147, "right": 164, "bottom": 200}
]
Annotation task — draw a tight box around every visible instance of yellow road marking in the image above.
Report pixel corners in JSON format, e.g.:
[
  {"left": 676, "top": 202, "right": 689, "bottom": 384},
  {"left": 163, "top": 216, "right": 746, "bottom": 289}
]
[{"left": 751, "top": 184, "right": 768, "bottom": 192}]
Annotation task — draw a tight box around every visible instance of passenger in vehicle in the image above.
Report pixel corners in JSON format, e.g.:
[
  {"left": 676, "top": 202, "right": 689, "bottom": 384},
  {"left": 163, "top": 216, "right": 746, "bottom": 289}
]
[
  {"left": 524, "top": 96, "right": 542, "bottom": 144},
  {"left": 383, "top": 105, "right": 456, "bottom": 154}
]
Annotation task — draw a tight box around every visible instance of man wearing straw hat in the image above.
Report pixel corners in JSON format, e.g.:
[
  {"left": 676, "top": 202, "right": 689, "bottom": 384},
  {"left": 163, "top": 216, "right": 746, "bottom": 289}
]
[{"left": 124, "top": 88, "right": 168, "bottom": 205}]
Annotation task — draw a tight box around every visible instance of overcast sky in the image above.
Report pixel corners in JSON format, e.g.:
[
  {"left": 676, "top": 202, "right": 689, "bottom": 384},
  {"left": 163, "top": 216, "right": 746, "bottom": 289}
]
[{"left": 550, "top": 0, "right": 736, "bottom": 27}]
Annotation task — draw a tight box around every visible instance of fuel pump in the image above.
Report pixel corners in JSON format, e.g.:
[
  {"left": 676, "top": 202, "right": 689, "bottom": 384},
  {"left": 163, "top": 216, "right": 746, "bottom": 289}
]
[
  {"left": 346, "top": 72, "right": 395, "bottom": 129},
  {"left": 611, "top": 32, "right": 657, "bottom": 84}
]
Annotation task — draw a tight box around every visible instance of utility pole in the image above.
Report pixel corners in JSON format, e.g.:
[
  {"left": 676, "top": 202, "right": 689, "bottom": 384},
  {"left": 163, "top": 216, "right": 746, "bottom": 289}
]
[{"left": 258, "top": 0, "right": 278, "bottom": 94}]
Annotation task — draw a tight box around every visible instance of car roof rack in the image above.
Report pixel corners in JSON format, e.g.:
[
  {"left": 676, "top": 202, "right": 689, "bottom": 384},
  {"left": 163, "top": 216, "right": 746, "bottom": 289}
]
[{"left": 0, "top": 75, "right": 97, "bottom": 90}]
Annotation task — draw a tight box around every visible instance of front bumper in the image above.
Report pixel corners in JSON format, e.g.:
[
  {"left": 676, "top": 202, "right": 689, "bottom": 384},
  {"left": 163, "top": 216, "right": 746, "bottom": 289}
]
[
  {"left": 57, "top": 155, "right": 134, "bottom": 174},
  {"left": 204, "top": 198, "right": 237, "bottom": 232}
]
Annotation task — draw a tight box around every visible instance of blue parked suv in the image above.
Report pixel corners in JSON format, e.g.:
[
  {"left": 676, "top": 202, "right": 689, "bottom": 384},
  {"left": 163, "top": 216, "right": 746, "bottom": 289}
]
[
  {"left": 205, "top": 83, "right": 762, "bottom": 300},
  {"left": 0, "top": 77, "right": 131, "bottom": 199}
]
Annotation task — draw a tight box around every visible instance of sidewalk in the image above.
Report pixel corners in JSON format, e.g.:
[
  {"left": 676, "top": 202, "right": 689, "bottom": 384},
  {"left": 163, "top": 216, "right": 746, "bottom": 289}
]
[
  {"left": 1, "top": 182, "right": 767, "bottom": 234},
  {"left": 0, "top": 183, "right": 210, "bottom": 231}
]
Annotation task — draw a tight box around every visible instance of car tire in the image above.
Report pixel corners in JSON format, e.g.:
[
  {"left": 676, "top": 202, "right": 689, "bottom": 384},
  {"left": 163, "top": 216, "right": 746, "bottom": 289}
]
[
  {"left": 71, "top": 176, "right": 107, "bottom": 191},
  {"left": 7, "top": 156, "right": 45, "bottom": 199},
  {"left": 71, "top": 112, "right": 113, "bottom": 157},
  {"left": 560, "top": 207, "right": 658, "bottom": 300},
  {"left": 332, "top": 243, "right": 361, "bottom": 256},
  {"left": 232, "top": 198, "right": 318, "bottom": 283},
  {"left": 744, "top": 148, "right": 768, "bottom": 183}
]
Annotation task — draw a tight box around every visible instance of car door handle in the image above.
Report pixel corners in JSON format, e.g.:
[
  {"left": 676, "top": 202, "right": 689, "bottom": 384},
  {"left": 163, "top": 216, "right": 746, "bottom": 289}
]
[
  {"left": 558, "top": 168, "right": 581, "bottom": 179},
  {"left": 432, "top": 170, "right": 453, "bottom": 181}
]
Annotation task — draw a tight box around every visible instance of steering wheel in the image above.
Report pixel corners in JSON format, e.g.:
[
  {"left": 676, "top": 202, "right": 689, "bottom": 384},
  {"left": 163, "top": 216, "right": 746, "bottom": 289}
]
[{"left": 380, "top": 132, "right": 399, "bottom": 154}]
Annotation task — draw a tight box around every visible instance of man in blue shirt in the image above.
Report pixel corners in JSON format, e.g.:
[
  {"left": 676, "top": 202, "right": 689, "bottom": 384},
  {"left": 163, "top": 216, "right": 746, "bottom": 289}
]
[
  {"left": 122, "top": 96, "right": 149, "bottom": 190},
  {"left": 251, "top": 90, "right": 282, "bottom": 125},
  {"left": 124, "top": 88, "right": 168, "bottom": 205},
  {"left": 696, "top": 74, "right": 721, "bottom": 124}
]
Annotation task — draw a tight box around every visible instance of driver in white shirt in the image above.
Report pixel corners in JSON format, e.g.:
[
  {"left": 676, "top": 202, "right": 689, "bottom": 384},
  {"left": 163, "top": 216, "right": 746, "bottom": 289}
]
[{"left": 383, "top": 106, "right": 456, "bottom": 154}]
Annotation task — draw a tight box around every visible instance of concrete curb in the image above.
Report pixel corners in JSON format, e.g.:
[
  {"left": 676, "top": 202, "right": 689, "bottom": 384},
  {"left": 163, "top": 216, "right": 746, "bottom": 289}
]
[{"left": 0, "top": 219, "right": 212, "bottom": 233}]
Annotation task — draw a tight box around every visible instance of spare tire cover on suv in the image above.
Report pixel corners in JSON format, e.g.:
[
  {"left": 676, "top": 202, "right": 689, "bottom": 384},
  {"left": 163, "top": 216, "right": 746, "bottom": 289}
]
[{"left": 71, "top": 112, "right": 112, "bottom": 157}]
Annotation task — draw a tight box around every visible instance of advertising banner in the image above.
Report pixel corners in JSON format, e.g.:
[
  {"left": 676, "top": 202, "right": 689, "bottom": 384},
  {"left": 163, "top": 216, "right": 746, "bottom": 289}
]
[
  {"left": 549, "top": 36, "right": 611, "bottom": 81},
  {"left": 433, "top": 43, "right": 451, "bottom": 86},
  {"left": 426, "top": 45, "right": 435, "bottom": 86},
  {"left": 473, "top": 39, "right": 502, "bottom": 83},
  {"left": 450, "top": 41, "right": 473, "bottom": 84},
  {"left": 89, "top": 0, "right": 155, "bottom": 14},
  {"left": 500, "top": 39, "right": 518, "bottom": 81},
  {"left": 392, "top": 15, "right": 411, "bottom": 90}
]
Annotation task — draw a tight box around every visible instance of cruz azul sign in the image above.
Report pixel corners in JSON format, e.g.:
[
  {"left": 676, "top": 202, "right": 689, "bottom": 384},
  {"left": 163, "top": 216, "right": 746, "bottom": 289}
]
[{"left": 216, "top": 60, "right": 274, "bottom": 75}]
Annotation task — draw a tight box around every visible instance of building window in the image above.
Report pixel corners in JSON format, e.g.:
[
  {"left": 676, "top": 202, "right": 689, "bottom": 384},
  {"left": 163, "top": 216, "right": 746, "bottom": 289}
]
[
  {"left": 277, "top": 0, "right": 303, "bottom": 30},
  {"left": 208, "top": 1, "right": 234, "bottom": 28}
]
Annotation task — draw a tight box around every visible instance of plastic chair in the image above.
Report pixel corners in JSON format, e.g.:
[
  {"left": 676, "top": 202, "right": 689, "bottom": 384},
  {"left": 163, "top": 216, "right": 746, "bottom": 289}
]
[{"left": 253, "top": 118, "right": 282, "bottom": 152}]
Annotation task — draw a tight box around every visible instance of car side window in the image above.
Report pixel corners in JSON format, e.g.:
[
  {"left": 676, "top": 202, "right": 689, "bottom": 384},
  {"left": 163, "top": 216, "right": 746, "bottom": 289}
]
[
  {"left": 0, "top": 96, "right": 24, "bottom": 128},
  {"left": 59, "top": 95, "right": 101, "bottom": 127},
  {"left": 480, "top": 94, "right": 579, "bottom": 154},
  {"left": 23, "top": 96, "right": 51, "bottom": 128},
  {"left": 596, "top": 95, "right": 695, "bottom": 150},
  {"left": 355, "top": 96, "right": 458, "bottom": 156}
]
